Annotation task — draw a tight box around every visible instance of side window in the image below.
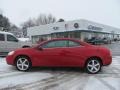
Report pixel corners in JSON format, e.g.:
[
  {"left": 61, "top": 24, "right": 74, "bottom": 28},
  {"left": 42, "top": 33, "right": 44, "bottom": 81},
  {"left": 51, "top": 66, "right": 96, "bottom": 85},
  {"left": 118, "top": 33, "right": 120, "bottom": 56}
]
[
  {"left": 42, "top": 40, "right": 68, "bottom": 48},
  {"left": 55, "top": 40, "right": 68, "bottom": 47},
  {"left": 0, "top": 34, "right": 5, "bottom": 41},
  {"left": 7, "top": 35, "right": 18, "bottom": 42},
  {"left": 68, "top": 40, "right": 80, "bottom": 47},
  {"left": 42, "top": 41, "right": 56, "bottom": 48}
]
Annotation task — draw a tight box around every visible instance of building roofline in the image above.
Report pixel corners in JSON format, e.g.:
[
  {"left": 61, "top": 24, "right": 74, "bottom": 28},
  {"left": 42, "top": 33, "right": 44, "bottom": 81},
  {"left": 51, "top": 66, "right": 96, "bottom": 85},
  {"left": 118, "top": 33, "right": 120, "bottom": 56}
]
[{"left": 28, "top": 19, "right": 120, "bottom": 30}]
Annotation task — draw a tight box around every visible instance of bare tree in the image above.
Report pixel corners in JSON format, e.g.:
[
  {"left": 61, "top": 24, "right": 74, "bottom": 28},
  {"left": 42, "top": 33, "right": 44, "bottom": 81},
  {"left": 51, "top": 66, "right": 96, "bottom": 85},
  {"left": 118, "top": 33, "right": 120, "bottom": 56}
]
[
  {"left": 0, "top": 14, "right": 10, "bottom": 31},
  {"left": 36, "top": 14, "right": 43, "bottom": 25},
  {"left": 22, "top": 18, "right": 35, "bottom": 28},
  {"left": 21, "top": 14, "right": 56, "bottom": 37},
  {"left": 48, "top": 14, "right": 56, "bottom": 23},
  {"left": 21, "top": 18, "right": 35, "bottom": 37},
  {"left": 36, "top": 14, "right": 56, "bottom": 25}
]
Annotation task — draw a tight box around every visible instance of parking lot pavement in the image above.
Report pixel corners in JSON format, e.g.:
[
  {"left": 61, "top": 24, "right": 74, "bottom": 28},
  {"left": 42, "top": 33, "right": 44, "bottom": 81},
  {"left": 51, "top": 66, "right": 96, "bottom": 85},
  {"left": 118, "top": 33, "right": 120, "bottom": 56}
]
[
  {"left": 0, "top": 56, "right": 120, "bottom": 90},
  {"left": 0, "top": 42, "right": 120, "bottom": 90},
  {"left": 102, "top": 41, "right": 120, "bottom": 56}
]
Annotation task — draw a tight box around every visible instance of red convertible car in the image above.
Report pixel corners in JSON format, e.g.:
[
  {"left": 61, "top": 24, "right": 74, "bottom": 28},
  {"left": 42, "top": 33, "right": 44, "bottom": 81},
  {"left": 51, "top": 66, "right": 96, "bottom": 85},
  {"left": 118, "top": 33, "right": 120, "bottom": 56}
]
[{"left": 6, "top": 38, "right": 112, "bottom": 74}]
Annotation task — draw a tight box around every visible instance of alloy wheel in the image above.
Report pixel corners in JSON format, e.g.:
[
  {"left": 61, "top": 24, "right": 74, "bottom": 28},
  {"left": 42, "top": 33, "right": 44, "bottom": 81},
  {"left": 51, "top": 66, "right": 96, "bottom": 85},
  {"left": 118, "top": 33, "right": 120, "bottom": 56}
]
[
  {"left": 86, "top": 59, "right": 101, "bottom": 74},
  {"left": 16, "top": 57, "right": 30, "bottom": 71}
]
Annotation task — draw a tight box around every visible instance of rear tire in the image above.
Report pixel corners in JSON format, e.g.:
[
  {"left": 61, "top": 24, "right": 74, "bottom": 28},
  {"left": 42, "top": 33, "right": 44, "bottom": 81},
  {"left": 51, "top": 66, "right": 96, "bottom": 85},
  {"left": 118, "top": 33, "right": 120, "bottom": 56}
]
[
  {"left": 15, "top": 56, "right": 31, "bottom": 71},
  {"left": 85, "top": 58, "right": 102, "bottom": 74}
]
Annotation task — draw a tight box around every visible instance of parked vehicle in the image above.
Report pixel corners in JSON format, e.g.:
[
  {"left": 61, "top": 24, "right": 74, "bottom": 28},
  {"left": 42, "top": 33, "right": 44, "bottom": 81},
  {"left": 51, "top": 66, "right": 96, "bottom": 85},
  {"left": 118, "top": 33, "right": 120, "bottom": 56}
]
[
  {"left": 102, "top": 38, "right": 111, "bottom": 44},
  {"left": 87, "top": 37, "right": 112, "bottom": 45},
  {"left": 87, "top": 37, "right": 103, "bottom": 45},
  {"left": 113, "top": 38, "right": 118, "bottom": 41},
  {"left": 6, "top": 38, "right": 112, "bottom": 74},
  {"left": 0, "top": 31, "right": 31, "bottom": 56}
]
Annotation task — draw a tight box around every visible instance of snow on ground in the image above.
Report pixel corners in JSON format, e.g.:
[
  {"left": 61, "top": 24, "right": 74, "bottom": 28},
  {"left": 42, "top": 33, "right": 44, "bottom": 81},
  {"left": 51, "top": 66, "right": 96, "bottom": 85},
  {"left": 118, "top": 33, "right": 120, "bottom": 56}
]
[
  {"left": 18, "top": 38, "right": 30, "bottom": 41},
  {"left": 0, "top": 58, "right": 53, "bottom": 89},
  {"left": 0, "top": 56, "right": 120, "bottom": 90}
]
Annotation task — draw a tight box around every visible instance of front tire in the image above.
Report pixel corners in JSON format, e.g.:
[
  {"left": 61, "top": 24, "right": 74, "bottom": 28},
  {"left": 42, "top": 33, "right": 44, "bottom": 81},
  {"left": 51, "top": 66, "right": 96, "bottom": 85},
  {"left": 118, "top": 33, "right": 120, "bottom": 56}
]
[
  {"left": 85, "top": 58, "right": 101, "bottom": 74},
  {"left": 15, "top": 56, "right": 31, "bottom": 71}
]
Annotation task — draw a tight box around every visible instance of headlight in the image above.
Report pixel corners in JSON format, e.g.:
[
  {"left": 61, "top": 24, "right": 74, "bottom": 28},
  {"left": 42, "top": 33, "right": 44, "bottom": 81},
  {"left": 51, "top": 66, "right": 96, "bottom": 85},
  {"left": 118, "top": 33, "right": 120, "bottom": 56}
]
[{"left": 8, "top": 51, "right": 15, "bottom": 56}]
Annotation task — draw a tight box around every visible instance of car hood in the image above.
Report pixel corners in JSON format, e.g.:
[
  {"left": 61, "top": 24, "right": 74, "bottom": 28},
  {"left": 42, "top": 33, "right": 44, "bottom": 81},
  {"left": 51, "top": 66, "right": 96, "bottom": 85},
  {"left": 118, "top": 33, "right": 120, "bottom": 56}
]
[{"left": 14, "top": 47, "right": 34, "bottom": 52}]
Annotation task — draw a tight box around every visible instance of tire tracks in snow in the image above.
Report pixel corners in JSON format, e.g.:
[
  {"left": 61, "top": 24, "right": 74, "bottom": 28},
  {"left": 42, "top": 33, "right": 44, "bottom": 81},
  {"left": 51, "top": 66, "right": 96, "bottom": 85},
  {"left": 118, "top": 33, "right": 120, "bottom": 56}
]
[
  {"left": 21, "top": 73, "right": 70, "bottom": 90},
  {"left": 0, "top": 71, "right": 33, "bottom": 79},
  {"left": 0, "top": 73, "right": 66, "bottom": 90},
  {"left": 15, "top": 73, "right": 89, "bottom": 90},
  {"left": 47, "top": 74, "right": 90, "bottom": 90}
]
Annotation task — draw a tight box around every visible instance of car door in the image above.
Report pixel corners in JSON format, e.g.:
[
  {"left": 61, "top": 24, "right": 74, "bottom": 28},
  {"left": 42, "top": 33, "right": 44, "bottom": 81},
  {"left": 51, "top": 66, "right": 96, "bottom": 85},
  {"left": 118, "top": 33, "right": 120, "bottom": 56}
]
[
  {"left": 34, "top": 40, "right": 68, "bottom": 66},
  {"left": 0, "top": 33, "right": 7, "bottom": 53},
  {"left": 60, "top": 40, "right": 85, "bottom": 66},
  {"left": 6, "top": 34, "right": 19, "bottom": 52}
]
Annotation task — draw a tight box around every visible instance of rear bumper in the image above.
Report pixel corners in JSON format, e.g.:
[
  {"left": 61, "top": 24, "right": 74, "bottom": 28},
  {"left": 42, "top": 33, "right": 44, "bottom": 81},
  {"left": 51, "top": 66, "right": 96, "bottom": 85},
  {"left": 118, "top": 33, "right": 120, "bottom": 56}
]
[{"left": 103, "top": 55, "right": 112, "bottom": 66}]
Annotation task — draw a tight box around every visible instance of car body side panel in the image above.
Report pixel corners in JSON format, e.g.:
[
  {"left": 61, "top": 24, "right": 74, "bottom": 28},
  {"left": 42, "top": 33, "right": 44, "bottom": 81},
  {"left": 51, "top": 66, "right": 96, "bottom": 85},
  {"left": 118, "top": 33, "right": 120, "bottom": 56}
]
[
  {"left": 6, "top": 38, "right": 112, "bottom": 68},
  {"left": 59, "top": 46, "right": 86, "bottom": 67},
  {"left": 31, "top": 48, "right": 63, "bottom": 66},
  {"left": 7, "top": 47, "right": 107, "bottom": 67}
]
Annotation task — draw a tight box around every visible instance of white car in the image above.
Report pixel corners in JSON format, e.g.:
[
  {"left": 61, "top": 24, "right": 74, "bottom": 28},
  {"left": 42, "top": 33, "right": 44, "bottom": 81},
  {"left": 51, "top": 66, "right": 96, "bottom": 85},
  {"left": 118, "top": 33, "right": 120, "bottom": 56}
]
[{"left": 0, "top": 31, "right": 31, "bottom": 56}]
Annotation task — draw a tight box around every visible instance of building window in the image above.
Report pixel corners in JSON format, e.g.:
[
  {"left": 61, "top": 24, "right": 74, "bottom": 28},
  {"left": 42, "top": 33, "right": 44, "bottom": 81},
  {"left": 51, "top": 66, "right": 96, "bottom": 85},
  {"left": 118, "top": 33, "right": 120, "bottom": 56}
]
[{"left": 74, "top": 31, "right": 80, "bottom": 38}]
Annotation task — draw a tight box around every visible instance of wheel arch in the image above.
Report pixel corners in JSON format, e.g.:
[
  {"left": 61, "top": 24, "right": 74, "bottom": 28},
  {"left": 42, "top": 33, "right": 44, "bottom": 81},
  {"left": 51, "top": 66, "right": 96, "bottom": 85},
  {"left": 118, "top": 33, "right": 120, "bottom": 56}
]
[
  {"left": 84, "top": 56, "right": 103, "bottom": 67},
  {"left": 14, "top": 54, "right": 32, "bottom": 66}
]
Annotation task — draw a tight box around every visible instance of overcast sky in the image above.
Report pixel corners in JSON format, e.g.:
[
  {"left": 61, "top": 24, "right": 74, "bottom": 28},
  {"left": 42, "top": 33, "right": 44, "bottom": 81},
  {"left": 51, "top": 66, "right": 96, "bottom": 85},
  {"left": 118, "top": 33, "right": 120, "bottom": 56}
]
[{"left": 0, "top": 0, "right": 120, "bottom": 28}]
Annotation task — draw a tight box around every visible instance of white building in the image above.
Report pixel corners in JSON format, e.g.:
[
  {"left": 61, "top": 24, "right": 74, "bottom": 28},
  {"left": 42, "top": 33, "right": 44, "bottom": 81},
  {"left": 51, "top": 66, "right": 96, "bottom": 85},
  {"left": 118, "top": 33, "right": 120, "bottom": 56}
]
[{"left": 27, "top": 19, "right": 120, "bottom": 44}]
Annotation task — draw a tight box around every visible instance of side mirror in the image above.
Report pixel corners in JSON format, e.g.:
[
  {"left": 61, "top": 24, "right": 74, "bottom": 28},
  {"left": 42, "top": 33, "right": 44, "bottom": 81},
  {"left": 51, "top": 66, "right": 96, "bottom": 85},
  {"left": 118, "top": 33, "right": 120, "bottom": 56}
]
[{"left": 38, "top": 46, "right": 43, "bottom": 51}]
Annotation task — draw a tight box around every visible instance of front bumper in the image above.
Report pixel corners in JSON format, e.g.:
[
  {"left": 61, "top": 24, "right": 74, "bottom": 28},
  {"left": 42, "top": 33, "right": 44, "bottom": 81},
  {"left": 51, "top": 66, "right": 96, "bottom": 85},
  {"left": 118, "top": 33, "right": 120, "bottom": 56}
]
[{"left": 6, "top": 55, "right": 15, "bottom": 65}]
